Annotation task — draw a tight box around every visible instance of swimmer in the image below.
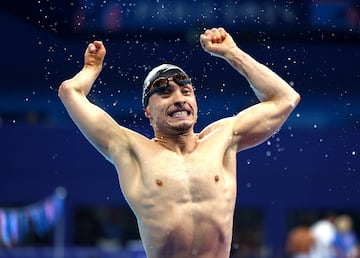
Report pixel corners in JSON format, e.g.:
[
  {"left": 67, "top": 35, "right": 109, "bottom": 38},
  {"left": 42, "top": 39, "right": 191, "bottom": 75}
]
[{"left": 58, "top": 27, "right": 300, "bottom": 258}]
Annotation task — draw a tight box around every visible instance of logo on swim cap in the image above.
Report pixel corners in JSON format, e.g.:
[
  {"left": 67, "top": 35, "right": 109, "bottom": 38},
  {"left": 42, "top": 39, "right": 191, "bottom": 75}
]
[{"left": 142, "top": 64, "right": 188, "bottom": 108}]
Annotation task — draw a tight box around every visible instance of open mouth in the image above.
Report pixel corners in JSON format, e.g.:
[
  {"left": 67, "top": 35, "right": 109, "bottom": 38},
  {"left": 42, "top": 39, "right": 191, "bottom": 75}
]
[
  {"left": 168, "top": 107, "right": 193, "bottom": 118},
  {"left": 170, "top": 110, "right": 190, "bottom": 117}
]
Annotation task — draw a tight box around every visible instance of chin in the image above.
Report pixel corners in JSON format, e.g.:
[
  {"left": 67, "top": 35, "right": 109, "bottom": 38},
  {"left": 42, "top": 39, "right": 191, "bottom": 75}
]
[{"left": 172, "top": 122, "right": 194, "bottom": 132}]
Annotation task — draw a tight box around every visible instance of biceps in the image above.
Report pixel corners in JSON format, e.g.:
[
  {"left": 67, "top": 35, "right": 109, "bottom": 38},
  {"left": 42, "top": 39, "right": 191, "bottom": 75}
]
[{"left": 233, "top": 102, "right": 292, "bottom": 151}]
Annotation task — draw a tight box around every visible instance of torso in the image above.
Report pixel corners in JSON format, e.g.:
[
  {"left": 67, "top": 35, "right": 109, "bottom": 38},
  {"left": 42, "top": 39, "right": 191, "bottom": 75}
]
[{"left": 113, "top": 122, "right": 238, "bottom": 258}]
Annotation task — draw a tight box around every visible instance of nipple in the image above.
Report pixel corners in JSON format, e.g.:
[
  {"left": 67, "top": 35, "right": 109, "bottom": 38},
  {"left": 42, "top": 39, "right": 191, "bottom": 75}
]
[
  {"left": 214, "top": 175, "right": 219, "bottom": 182},
  {"left": 156, "top": 179, "right": 163, "bottom": 186}
]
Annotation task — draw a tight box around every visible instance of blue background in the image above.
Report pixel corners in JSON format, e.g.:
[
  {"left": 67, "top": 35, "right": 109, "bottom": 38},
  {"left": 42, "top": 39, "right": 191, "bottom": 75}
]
[{"left": 0, "top": 0, "right": 359, "bottom": 256}]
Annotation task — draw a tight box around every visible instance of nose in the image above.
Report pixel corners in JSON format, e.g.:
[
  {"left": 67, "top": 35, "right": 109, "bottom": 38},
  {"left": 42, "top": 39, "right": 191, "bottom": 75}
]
[{"left": 172, "top": 87, "right": 187, "bottom": 105}]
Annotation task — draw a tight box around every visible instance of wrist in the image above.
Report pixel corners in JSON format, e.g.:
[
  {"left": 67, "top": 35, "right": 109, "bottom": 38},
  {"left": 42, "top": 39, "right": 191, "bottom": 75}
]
[{"left": 224, "top": 47, "right": 249, "bottom": 71}]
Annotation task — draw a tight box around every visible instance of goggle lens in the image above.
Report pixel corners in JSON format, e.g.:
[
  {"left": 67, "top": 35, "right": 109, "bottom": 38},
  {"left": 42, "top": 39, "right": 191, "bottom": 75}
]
[{"left": 149, "top": 73, "right": 191, "bottom": 92}]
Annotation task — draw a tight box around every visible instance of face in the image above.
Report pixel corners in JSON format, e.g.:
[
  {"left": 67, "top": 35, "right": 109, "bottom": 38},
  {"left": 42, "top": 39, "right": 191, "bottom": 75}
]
[{"left": 145, "top": 80, "right": 198, "bottom": 135}]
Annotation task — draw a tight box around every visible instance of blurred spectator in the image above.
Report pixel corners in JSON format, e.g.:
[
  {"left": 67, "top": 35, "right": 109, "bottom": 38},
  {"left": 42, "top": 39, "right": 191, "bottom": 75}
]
[
  {"left": 333, "top": 214, "right": 359, "bottom": 258},
  {"left": 310, "top": 212, "right": 337, "bottom": 258},
  {"left": 285, "top": 225, "right": 315, "bottom": 258}
]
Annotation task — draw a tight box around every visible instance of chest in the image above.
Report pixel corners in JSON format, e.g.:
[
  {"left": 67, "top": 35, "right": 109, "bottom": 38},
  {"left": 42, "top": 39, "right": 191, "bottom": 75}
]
[{"left": 141, "top": 151, "right": 234, "bottom": 204}]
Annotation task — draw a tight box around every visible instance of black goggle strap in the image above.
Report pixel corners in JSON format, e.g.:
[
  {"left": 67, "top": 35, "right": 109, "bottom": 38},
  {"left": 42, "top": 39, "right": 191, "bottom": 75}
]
[
  {"left": 148, "top": 83, "right": 169, "bottom": 95},
  {"left": 174, "top": 78, "right": 192, "bottom": 85}
]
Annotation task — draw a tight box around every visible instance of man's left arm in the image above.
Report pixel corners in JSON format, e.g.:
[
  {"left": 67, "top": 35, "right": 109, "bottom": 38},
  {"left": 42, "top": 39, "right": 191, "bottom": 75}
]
[{"left": 200, "top": 27, "right": 300, "bottom": 151}]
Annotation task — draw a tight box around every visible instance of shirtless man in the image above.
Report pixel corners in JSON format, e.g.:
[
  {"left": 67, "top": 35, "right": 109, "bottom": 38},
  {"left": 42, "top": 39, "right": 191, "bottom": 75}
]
[{"left": 58, "top": 27, "right": 300, "bottom": 258}]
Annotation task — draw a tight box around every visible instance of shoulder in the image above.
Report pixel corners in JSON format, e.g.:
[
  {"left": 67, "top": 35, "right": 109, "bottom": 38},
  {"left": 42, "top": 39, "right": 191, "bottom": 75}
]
[
  {"left": 198, "top": 117, "right": 235, "bottom": 140},
  {"left": 108, "top": 126, "right": 157, "bottom": 164}
]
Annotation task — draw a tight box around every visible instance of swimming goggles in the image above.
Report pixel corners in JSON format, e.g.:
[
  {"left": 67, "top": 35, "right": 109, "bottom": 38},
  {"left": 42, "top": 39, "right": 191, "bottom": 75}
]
[
  {"left": 143, "top": 73, "right": 192, "bottom": 107},
  {"left": 148, "top": 73, "right": 192, "bottom": 93}
]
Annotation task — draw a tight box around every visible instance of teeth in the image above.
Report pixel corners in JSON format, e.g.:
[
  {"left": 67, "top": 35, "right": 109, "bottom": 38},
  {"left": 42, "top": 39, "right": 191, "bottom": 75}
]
[{"left": 172, "top": 111, "right": 188, "bottom": 117}]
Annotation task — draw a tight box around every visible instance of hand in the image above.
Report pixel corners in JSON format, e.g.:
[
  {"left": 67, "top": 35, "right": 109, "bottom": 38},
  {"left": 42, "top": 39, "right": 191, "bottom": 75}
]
[
  {"left": 84, "top": 40, "right": 106, "bottom": 69},
  {"left": 200, "top": 27, "right": 237, "bottom": 59}
]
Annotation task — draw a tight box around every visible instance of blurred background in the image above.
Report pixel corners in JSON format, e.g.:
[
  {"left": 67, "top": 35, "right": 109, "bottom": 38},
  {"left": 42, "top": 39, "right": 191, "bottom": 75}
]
[{"left": 0, "top": 0, "right": 359, "bottom": 257}]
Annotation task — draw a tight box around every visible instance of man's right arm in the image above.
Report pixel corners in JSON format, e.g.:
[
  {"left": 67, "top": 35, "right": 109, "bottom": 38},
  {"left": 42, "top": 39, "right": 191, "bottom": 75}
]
[{"left": 58, "top": 41, "right": 130, "bottom": 163}]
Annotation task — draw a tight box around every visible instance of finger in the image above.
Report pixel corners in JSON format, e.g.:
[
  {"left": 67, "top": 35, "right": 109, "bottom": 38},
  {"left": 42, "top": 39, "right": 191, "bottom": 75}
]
[
  {"left": 199, "top": 35, "right": 207, "bottom": 50},
  {"left": 204, "top": 29, "right": 213, "bottom": 37},
  {"left": 87, "top": 43, "right": 97, "bottom": 53},
  {"left": 200, "top": 33, "right": 209, "bottom": 43},
  {"left": 218, "top": 27, "right": 227, "bottom": 40},
  {"left": 93, "top": 40, "right": 104, "bottom": 50},
  {"left": 208, "top": 28, "right": 222, "bottom": 43},
  {"left": 199, "top": 34, "right": 212, "bottom": 50}
]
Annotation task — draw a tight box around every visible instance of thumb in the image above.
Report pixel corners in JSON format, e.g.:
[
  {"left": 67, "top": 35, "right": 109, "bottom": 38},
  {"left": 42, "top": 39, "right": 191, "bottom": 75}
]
[{"left": 87, "top": 43, "right": 97, "bottom": 53}]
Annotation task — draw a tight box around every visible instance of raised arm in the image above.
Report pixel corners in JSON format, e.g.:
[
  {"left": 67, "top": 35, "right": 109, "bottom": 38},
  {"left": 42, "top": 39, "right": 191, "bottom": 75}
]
[
  {"left": 200, "top": 28, "right": 300, "bottom": 151},
  {"left": 58, "top": 41, "right": 130, "bottom": 162}
]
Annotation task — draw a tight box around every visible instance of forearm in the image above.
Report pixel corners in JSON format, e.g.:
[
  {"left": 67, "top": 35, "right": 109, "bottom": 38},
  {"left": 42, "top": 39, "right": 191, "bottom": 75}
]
[
  {"left": 224, "top": 47, "right": 298, "bottom": 102},
  {"left": 61, "top": 66, "right": 102, "bottom": 96},
  {"left": 59, "top": 41, "right": 105, "bottom": 97}
]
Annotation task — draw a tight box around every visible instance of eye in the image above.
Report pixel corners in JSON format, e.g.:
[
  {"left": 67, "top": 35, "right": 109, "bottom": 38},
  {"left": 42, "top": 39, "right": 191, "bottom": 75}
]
[
  {"left": 182, "top": 87, "right": 193, "bottom": 95},
  {"left": 158, "top": 88, "right": 172, "bottom": 96}
]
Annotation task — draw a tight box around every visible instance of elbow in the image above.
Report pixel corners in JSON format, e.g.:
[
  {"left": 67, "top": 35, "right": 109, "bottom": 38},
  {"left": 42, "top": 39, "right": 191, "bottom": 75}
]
[
  {"left": 292, "top": 91, "right": 301, "bottom": 108},
  {"left": 58, "top": 81, "right": 69, "bottom": 101},
  {"left": 279, "top": 91, "right": 300, "bottom": 113},
  {"left": 283, "top": 86, "right": 301, "bottom": 109},
  {"left": 275, "top": 90, "right": 301, "bottom": 110},
  {"left": 58, "top": 80, "right": 81, "bottom": 102},
  {"left": 289, "top": 91, "right": 301, "bottom": 108}
]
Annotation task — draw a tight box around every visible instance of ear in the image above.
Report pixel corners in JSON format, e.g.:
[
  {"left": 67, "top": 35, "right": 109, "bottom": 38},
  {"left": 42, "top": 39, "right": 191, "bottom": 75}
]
[{"left": 144, "top": 107, "right": 151, "bottom": 118}]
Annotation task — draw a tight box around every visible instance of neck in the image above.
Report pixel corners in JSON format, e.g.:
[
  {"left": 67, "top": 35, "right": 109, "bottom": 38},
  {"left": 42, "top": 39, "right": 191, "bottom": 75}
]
[{"left": 154, "top": 131, "right": 198, "bottom": 155}]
